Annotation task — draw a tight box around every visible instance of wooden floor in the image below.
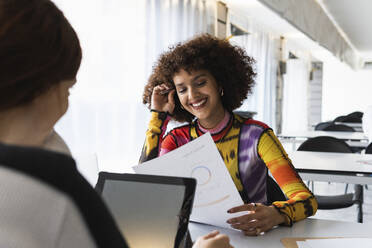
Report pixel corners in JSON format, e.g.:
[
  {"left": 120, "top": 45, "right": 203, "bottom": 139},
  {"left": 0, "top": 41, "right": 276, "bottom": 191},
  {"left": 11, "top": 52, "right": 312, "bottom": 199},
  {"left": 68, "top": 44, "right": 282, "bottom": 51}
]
[{"left": 309, "top": 181, "right": 372, "bottom": 223}]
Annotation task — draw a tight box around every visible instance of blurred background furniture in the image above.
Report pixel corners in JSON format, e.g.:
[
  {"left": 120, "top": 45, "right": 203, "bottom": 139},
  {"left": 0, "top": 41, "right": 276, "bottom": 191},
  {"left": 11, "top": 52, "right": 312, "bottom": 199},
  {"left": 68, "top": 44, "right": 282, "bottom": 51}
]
[
  {"left": 333, "top": 111, "right": 363, "bottom": 123},
  {"left": 233, "top": 110, "right": 257, "bottom": 119},
  {"left": 323, "top": 123, "right": 355, "bottom": 132},
  {"left": 365, "top": 142, "right": 372, "bottom": 154},
  {"left": 297, "top": 136, "right": 363, "bottom": 223},
  {"left": 314, "top": 121, "right": 333, "bottom": 131}
]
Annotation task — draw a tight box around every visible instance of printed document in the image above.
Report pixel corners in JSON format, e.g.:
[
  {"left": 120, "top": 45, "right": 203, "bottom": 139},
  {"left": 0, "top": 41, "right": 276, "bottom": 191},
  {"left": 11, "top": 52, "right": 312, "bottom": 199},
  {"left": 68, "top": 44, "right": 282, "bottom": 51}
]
[{"left": 133, "top": 133, "right": 244, "bottom": 229}]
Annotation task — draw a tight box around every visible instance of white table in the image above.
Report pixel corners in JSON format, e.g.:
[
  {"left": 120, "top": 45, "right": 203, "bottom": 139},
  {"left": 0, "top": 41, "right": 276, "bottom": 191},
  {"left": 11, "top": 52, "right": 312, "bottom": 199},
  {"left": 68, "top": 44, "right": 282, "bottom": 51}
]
[
  {"left": 289, "top": 151, "right": 372, "bottom": 185},
  {"left": 279, "top": 130, "right": 368, "bottom": 141},
  {"left": 278, "top": 131, "right": 369, "bottom": 149},
  {"left": 189, "top": 219, "right": 372, "bottom": 248}
]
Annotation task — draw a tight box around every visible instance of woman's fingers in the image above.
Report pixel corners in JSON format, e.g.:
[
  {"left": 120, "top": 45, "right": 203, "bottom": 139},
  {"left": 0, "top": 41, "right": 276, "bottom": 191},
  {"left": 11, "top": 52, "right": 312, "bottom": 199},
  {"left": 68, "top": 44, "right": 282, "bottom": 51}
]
[
  {"left": 153, "top": 83, "right": 173, "bottom": 95},
  {"left": 227, "top": 203, "right": 283, "bottom": 236},
  {"left": 243, "top": 227, "right": 263, "bottom": 236},
  {"left": 230, "top": 221, "right": 258, "bottom": 231},
  {"left": 203, "top": 230, "right": 220, "bottom": 239},
  {"left": 227, "top": 203, "right": 272, "bottom": 235},
  {"left": 227, "top": 203, "right": 257, "bottom": 213},
  {"left": 151, "top": 84, "right": 175, "bottom": 112},
  {"left": 227, "top": 213, "right": 257, "bottom": 225}
]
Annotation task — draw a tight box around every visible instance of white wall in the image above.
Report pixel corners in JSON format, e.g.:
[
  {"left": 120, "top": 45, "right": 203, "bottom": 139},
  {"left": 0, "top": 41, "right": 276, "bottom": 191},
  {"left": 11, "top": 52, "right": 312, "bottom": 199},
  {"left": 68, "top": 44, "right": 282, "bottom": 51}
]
[{"left": 321, "top": 52, "right": 372, "bottom": 121}]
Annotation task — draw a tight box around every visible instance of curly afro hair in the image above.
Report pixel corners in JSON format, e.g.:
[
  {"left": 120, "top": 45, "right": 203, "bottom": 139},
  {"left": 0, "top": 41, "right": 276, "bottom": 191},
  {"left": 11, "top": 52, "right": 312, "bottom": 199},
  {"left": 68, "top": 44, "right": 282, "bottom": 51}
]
[{"left": 143, "top": 34, "right": 256, "bottom": 123}]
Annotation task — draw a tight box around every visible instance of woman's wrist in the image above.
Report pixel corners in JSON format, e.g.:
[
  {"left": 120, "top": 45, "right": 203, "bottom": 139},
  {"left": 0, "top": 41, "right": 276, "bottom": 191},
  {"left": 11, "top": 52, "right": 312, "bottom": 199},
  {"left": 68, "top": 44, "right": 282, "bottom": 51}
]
[
  {"left": 150, "top": 109, "right": 173, "bottom": 117},
  {"left": 269, "top": 205, "right": 286, "bottom": 225}
]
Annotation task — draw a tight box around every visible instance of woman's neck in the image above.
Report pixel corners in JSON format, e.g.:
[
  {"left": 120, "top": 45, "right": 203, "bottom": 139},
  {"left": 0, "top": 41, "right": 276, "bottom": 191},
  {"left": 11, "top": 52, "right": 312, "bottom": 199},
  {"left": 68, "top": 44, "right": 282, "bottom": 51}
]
[
  {"left": 198, "top": 110, "right": 230, "bottom": 134},
  {"left": 0, "top": 107, "right": 52, "bottom": 147}
]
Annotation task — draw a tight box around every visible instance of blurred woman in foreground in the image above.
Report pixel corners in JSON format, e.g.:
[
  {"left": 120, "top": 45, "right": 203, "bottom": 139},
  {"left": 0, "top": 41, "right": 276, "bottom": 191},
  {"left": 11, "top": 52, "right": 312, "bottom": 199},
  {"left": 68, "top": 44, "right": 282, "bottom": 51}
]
[{"left": 0, "top": 0, "right": 232, "bottom": 247}]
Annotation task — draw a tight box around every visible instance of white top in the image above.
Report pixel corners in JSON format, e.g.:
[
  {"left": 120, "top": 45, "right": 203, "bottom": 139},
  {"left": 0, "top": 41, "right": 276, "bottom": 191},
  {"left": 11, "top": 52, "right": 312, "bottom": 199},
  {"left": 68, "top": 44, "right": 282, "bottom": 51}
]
[
  {"left": 42, "top": 129, "right": 71, "bottom": 156},
  {"left": 289, "top": 151, "right": 372, "bottom": 174},
  {"left": 278, "top": 130, "right": 368, "bottom": 141},
  {"left": 0, "top": 167, "right": 96, "bottom": 248},
  {"left": 189, "top": 218, "right": 372, "bottom": 248}
]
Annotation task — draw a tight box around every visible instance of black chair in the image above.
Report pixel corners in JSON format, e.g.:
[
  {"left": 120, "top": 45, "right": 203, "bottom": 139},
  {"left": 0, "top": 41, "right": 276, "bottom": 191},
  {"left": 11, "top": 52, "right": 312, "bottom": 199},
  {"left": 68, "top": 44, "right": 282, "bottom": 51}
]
[
  {"left": 364, "top": 143, "right": 372, "bottom": 191},
  {"left": 233, "top": 110, "right": 256, "bottom": 119},
  {"left": 266, "top": 176, "right": 286, "bottom": 205},
  {"left": 314, "top": 121, "right": 333, "bottom": 131},
  {"left": 298, "top": 136, "right": 353, "bottom": 153},
  {"left": 323, "top": 123, "right": 355, "bottom": 132},
  {"left": 365, "top": 142, "right": 372, "bottom": 154},
  {"left": 322, "top": 123, "right": 365, "bottom": 153},
  {"left": 345, "top": 111, "right": 363, "bottom": 123},
  {"left": 334, "top": 111, "right": 363, "bottom": 123},
  {"left": 297, "top": 136, "right": 364, "bottom": 223}
]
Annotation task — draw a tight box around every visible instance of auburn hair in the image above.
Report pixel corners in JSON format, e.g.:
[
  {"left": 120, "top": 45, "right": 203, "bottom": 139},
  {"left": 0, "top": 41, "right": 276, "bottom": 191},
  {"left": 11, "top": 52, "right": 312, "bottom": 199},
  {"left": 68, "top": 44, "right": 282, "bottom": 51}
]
[{"left": 0, "top": 0, "right": 82, "bottom": 110}]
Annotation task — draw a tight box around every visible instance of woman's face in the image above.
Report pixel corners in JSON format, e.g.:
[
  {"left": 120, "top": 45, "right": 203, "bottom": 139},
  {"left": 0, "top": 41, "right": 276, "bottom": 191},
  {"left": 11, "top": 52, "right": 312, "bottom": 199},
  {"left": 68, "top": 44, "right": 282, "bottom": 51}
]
[
  {"left": 38, "top": 78, "right": 76, "bottom": 126},
  {"left": 57, "top": 79, "right": 76, "bottom": 115},
  {"left": 173, "top": 69, "right": 225, "bottom": 128}
]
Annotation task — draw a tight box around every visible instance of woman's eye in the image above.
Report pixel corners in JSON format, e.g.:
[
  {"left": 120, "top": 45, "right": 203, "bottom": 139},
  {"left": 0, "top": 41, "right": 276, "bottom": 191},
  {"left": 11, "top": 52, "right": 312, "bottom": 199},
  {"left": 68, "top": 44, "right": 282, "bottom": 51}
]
[
  {"left": 178, "top": 88, "right": 186, "bottom": 94},
  {"left": 197, "top": 81, "right": 206, "bottom": 86}
]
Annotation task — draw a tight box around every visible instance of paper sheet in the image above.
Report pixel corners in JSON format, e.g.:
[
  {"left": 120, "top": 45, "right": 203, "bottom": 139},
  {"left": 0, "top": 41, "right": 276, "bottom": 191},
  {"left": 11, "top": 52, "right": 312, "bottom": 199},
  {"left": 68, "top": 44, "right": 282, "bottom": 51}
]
[{"left": 133, "top": 133, "right": 244, "bottom": 229}]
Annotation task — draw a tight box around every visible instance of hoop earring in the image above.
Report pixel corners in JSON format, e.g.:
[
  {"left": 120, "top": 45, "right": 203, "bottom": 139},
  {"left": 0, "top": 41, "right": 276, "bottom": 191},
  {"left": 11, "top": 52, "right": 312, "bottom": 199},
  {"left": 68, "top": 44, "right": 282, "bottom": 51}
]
[{"left": 220, "top": 89, "right": 224, "bottom": 96}]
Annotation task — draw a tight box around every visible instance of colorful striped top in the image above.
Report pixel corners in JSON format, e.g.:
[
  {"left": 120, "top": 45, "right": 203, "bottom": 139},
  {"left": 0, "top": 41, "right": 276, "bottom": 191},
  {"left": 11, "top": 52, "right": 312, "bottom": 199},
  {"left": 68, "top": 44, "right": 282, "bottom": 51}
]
[{"left": 140, "top": 111, "right": 317, "bottom": 226}]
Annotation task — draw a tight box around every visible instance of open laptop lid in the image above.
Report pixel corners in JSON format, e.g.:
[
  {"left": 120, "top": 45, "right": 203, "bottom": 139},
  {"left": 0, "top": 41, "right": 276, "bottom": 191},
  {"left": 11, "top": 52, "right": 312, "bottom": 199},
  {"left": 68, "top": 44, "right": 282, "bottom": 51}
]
[{"left": 95, "top": 172, "right": 196, "bottom": 248}]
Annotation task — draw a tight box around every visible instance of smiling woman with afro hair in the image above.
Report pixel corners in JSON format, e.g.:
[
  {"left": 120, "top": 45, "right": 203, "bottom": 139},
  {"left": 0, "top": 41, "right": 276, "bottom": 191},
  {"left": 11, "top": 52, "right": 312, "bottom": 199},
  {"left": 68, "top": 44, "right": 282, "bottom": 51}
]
[
  {"left": 143, "top": 34, "right": 256, "bottom": 123},
  {"left": 140, "top": 34, "right": 317, "bottom": 236}
]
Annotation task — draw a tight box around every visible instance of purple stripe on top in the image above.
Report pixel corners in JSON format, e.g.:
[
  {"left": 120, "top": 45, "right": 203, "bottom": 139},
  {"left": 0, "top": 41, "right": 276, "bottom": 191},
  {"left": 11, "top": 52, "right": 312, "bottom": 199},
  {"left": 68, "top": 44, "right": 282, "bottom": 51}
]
[{"left": 238, "top": 124, "right": 267, "bottom": 204}]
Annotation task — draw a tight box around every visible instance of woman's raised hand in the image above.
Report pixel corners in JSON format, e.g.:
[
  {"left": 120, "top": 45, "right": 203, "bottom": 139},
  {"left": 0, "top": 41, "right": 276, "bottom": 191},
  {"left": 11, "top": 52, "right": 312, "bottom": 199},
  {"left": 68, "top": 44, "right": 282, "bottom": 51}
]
[
  {"left": 151, "top": 83, "right": 176, "bottom": 114},
  {"left": 193, "top": 230, "right": 234, "bottom": 248},
  {"left": 226, "top": 203, "right": 285, "bottom": 236}
]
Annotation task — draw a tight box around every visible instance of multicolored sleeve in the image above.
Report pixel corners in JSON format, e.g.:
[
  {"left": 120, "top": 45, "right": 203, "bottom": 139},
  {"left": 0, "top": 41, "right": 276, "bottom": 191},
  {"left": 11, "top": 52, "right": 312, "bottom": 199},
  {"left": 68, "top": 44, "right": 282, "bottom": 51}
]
[
  {"left": 257, "top": 129, "right": 318, "bottom": 226},
  {"left": 139, "top": 110, "right": 170, "bottom": 163}
]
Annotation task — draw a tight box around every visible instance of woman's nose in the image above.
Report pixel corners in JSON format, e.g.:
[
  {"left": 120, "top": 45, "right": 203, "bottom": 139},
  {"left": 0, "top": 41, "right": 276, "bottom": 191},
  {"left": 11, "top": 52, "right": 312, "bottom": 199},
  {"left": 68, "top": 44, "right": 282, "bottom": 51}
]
[{"left": 188, "top": 87, "right": 198, "bottom": 100}]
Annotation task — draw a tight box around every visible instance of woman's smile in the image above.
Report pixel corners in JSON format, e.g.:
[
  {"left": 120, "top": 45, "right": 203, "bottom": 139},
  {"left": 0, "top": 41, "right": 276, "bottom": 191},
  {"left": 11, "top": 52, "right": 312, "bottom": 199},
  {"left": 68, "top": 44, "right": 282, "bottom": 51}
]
[
  {"left": 189, "top": 98, "right": 207, "bottom": 109},
  {"left": 173, "top": 69, "right": 225, "bottom": 129}
]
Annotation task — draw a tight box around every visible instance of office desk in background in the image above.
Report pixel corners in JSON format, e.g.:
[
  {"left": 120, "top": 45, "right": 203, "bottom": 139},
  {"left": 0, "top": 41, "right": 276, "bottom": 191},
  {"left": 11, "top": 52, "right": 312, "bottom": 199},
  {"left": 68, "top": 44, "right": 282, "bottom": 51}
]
[
  {"left": 189, "top": 219, "right": 372, "bottom": 248},
  {"left": 278, "top": 130, "right": 369, "bottom": 150},
  {"left": 279, "top": 130, "right": 368, "bottom": 141},
  {"left": 289, "top": 151, "right": 372, "bottom": 185}
]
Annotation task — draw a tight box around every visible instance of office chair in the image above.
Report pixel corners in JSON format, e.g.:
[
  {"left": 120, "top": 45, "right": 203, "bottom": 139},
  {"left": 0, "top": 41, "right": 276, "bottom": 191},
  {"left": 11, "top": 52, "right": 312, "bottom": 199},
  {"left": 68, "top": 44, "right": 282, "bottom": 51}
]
[
  {"left": 266, "top": 176, "right": 287, "bottom": 204},
  {"left": 233, "top": 110, "right": 256, "bottom": 119},
  {"left": 323, "top": 123, "right": 355, "bottom": 132},
  {"left": 322, "top": 124, "right": 361, "bottom": 153},
  {"left": 334, "top": 111, "right": 363, "bottom": 123},
  {"left": 297, "top": 136, "right": 364, "bottom": 223},
  {"left": 0, "top": 144, "right": 127, "bottom": 248},
  {"left": 314, "top": 121, "right": 333, "bottom": 131},
  {"left": 324, "top": 123, "right": 364, "bottom": 154},
  {"left": 365, "top": 142, "right": 372, "bottom": 154},
  {"left": 362, "top": 142, "right": 372, "bottom": 191},
  {"left": 333, "top": 115, "right": 346, "bottom": 122}
]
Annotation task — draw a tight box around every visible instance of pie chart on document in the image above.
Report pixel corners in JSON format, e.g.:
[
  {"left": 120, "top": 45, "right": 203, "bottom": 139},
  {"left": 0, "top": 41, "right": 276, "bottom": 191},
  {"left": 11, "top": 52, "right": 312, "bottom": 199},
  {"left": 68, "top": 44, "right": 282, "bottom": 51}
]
[{"left": 191, "top": 165, "right": 230, "bottom": 208}]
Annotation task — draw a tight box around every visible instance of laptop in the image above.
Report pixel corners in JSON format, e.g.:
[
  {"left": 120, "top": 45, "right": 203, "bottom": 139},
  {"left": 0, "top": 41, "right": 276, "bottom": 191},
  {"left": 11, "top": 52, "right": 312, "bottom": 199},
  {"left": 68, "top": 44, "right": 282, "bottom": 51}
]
[{"left": 95, "top": 172, "right": 196, "bottom": 248}]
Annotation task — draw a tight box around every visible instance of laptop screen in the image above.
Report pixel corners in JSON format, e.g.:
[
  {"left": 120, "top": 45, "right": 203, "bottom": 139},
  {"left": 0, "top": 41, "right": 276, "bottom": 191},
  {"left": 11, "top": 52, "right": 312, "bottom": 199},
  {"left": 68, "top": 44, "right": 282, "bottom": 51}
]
[{"left": 96, "top": 173, "right": 196, "bottom": 248}]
